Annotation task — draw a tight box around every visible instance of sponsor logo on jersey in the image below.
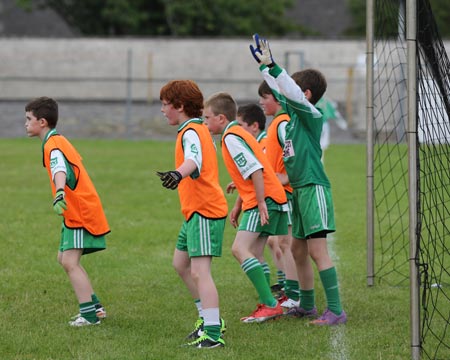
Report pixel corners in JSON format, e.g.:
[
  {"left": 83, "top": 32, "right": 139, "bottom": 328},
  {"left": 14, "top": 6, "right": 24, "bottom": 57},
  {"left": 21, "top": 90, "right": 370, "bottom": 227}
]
[
  {"left": 190, "top": 143, "right": 199, "bottom": 154},
  {"left": 234, "top": 152, "right": 247, "bottom": 167},
  {"left": 50, "top": 157, "right": 58, "bottom": 167}
]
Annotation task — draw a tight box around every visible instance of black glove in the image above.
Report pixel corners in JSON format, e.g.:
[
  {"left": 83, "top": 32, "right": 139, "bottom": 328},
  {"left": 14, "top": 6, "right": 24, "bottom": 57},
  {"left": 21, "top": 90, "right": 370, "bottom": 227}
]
[
  {"left": 52, "top": 188, "right": 67, "bottom": 215},
  {"left": 156, "top": 170, "right": 182, "bottom": 190}
]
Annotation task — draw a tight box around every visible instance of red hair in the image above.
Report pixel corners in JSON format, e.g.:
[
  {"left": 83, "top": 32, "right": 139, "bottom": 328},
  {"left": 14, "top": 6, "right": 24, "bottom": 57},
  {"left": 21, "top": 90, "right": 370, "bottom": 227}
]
[{"left": 160, "top": 80, "right": 203, "bottom": 118}]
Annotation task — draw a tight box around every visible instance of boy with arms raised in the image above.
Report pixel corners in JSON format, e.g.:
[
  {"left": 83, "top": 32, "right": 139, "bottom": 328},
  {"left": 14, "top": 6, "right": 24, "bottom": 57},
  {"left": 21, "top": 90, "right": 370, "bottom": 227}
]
[
  {"left": 249, "top": 35, "right": 347, "bottom": 325},
  {"left": 204, "top": 92, "right": 287, "bottom": 323},
  {"left": 156, "top": 80, "right": 228, "bottom": 348},
  {"left": 25, "top": 96, "right": 109, "bottom": 327}
]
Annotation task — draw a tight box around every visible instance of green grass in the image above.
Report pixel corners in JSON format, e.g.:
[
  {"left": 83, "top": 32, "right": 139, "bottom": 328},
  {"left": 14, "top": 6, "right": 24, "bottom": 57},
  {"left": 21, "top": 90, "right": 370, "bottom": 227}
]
[{"left": 0, "top": 139, "right": 417, "bottom": 359}]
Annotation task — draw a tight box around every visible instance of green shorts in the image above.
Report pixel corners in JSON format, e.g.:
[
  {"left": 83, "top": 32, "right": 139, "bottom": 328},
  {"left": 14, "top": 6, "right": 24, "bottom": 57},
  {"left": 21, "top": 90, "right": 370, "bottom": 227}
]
[
  {"left": 60, "top": 223, "right": 106, "bottom": 255},
  {"left": 292, "top": 185, "right": 336, "bottom": 239},
  {"left": 238, "top": 204, "right": 288, "bottom": 237},
  {"left": 286, "top": 192, "right": 293, "bottom": 226},
  {"left": 176, "top": 213, "right": 225, "bottom": 258}
]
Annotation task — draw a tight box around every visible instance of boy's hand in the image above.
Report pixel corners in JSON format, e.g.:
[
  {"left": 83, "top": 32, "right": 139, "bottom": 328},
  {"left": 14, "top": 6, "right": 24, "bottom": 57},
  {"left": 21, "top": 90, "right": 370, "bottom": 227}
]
[
  {"left": 229, "top": 206, "right": 241, "bottom": 228},
  {"left": 226, "top": 181, "right": 237, "bottom": 194},
  {"left": 52, "top": 189, "right": 67, "bottom": 215},
  {"left": 156, "top": 170, "right": 182, "bottom": 190},
  {"left": 249, "top": 33, "right": 275, "bottom": 68},
  {"left": 257, "top": 200, "right": 269, "bottom": 226}
]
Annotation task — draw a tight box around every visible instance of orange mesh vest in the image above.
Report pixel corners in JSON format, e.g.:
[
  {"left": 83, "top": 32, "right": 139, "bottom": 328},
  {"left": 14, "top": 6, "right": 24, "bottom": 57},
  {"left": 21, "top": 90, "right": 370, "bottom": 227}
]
[
  {"left": 258, "top": 136, "right": 268, "bottom": 153},
  {"left": 175, "top": 120, "right": 228, "bottom": 220},
  {"left": 221, "top": 122, "right": 287, "bottom": 211},
  {"left": 266, "top": 113, "right": 293, "bottom": 194},
  {"left": 43, "top": 133, "right": 110, "bottom": 236}
]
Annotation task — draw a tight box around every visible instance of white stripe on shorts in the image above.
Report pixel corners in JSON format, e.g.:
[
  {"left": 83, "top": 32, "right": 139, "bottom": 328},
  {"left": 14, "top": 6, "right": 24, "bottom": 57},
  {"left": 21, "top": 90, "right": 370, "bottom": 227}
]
[
  {"left": 73, "top": 228, "right": 84, "bottom": 248},
  {"left": 247, "top": 210, "right": 260, "bottom": 232},
  {"left": 199, "top": 217, "right": 211, "bottom": 255},
  {"left": 315, "top": 185, "right": 328, "bottom": 228}
]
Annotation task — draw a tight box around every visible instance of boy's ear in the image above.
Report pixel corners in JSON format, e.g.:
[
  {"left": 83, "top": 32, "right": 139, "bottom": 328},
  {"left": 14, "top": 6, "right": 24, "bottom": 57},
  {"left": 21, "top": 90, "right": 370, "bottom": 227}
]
[
  {"left": 304, "top": 89, "right": 313, "bottom": 101},
  {"left": 219, "top": 114, "right": 228, "bottom": 123},
  {"left": 39, "top": 118, "right": 49, "bottom": 127}
]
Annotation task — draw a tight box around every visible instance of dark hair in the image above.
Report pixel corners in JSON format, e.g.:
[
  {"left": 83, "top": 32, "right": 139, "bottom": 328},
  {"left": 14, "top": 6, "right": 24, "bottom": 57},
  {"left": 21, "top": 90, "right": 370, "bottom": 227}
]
[
  {"left": 258, "top": 80, "right": 274, "bottom": 97},
  {"left": 160, "top": 80, "right": 203, "bottom": 118},
  {"left": 204, "top": 92, "right": 237, "bottom": 121},
  {"left": 291, "top": 69, "right": 327, "bottom": 105},
  {"left": 237, "top": 103, "right": 266, "bottom": 131},
  {"left": 25, "top": 97, "right": 58, "bottom": 128}
]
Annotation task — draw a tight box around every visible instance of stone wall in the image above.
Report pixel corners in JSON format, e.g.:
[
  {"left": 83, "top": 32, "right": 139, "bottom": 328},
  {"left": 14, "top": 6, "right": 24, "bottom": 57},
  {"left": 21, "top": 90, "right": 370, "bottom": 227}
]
[{"left": 2, "top": 37, "right": 448, "bottom": 137}]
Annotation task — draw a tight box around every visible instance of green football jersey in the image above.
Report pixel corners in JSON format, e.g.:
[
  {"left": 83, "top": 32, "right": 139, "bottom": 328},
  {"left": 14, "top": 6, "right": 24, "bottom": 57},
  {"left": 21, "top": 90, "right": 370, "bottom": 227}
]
[{"left": 261, "top": 65, "right": 330, "bottom": 189}]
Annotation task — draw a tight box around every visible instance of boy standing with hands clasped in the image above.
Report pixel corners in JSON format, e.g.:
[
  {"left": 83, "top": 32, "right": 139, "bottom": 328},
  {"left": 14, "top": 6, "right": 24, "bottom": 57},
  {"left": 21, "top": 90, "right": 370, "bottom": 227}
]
[
  {"left": 25, "top": 96, "right": 110, "bottom": 327},
  {"left": 203, "top": 92, "right": 288, "bottom": 323},
  {"left": 258, "top": 80, "right": 300, "bottom": 310},
  {"left": 249, "top": 34, "right": 347, "bottom": 325},
  {"left": 156, "top": 80, "right": 228, "bottom": 348}
]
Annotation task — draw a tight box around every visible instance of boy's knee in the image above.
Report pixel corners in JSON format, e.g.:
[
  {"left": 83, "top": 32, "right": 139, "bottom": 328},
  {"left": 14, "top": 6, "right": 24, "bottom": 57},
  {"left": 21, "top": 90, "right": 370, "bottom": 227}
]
[
  {"left": 190, "top": 268, "right": 201, "bottom": 283},
  {"left": 278, "top": 236, "right": 291, "bottom": 251},
  {"left": 231, "top": 245, "right": 242, "bottom": 262},
  {"left": 172, "top": 261, "right": 185, "bottom": 276},
  {"left": 60, "top": 259, "right": 76, "bottom": 273}
]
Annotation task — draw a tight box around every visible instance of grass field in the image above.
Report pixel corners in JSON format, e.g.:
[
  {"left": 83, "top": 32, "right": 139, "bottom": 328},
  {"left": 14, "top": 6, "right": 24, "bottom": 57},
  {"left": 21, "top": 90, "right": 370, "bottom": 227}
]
[{"left": 0, "top": 139, "right": 414, "bottom": 360}]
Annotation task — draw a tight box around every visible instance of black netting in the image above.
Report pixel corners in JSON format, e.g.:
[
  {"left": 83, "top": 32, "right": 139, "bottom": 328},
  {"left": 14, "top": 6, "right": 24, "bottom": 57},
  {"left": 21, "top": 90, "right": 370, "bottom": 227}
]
[{"left": 373, "top": 0, "right": 450, "bottom": 358}]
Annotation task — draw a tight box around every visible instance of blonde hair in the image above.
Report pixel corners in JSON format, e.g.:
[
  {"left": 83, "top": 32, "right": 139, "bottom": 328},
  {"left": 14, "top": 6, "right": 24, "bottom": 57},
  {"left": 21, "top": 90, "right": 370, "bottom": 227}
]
[{"left": 204, "top": 92, "right": 237, "bottom": 121}]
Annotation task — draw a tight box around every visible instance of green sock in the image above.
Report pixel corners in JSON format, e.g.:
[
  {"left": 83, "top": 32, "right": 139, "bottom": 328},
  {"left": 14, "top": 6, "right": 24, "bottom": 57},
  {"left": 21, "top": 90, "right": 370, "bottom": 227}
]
[
  {"left": 300, "top": 289, "right": 315, "bottom": 311},
  {"left": 319, "top": 267, "right": 343, "bottom": 315},
  {"left": 277, "top": 270, "right": 286, "bottom": 287},
  {"left": 91, "top": 293, "right": 100, "bottom": 307},
  {"left": 202, "top": 308, "right": 221, "bottom": 341},
  {"left": 79, "top": 301, "right": 97, "bottom": 323},
  {"left": 241, "top": 258, "right": 276, "bottom": 307},
  {"left": 204, "top": 325, "right": 221, "bottom": 341},
  {"left": 260, "top": 261, "right": 271, "bottom": 287},
  {"left": 284, "top": 279, "right": 300, "bottom": 301}
]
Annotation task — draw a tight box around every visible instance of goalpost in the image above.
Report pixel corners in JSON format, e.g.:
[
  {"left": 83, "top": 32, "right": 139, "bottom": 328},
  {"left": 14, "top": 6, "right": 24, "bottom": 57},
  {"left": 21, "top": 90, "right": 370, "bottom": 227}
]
[{"left": 367, "top": 1, "right": 450, "bottom": 359}]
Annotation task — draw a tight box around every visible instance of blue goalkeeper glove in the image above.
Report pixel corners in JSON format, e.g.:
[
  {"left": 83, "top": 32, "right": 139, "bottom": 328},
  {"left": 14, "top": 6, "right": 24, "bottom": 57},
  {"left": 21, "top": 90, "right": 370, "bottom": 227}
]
[
  {"left": 52, "top": 188, "right": 67, "bottom": 215},
  {"left": 249, "top": 33, "right": 275, "bottom": 68},
  {"left": 156, "top": 170, "right": 182, "bottom": 190}
]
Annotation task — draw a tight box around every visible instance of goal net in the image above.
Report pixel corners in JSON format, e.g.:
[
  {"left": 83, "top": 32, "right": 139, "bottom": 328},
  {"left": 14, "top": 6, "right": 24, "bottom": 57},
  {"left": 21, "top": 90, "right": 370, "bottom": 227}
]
[{"left": 371, "top": 0, "right": 450, "bottom": 358}]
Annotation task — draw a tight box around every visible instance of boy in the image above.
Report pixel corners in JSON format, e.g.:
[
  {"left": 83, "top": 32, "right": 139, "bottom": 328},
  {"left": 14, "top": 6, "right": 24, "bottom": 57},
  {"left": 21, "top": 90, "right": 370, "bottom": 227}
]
[
  {"left": 250, "top": 34, "right": 347, "bottom": 325},
  {"left": 237, "top": 103, "right": 267, "bottom": 151},
  {"left": 228, "top": 104, "right": 272, "bottom": 287},
  {"left": 156, "top": 80, "right": 228, "bottom": 348},
  {"left": 258, "top": 81, "right": 300, "bottom": 310},
  {"left": 203, "top": 92, "right": 287, "bottom": 323},
  {"left": 25, "top": 96, "right": 109, "bottom": 327},
  {"left": 227, "top": 104, "right": 267, "bottom": 229}
]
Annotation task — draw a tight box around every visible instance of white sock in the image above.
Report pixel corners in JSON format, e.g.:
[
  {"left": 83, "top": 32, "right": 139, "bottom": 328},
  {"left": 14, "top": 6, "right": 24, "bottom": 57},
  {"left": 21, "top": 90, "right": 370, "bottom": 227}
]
[
  {"left": 194, "top": 299, "right": 203, "bottom": 319},
  {"left": 202, "top": 307, "right": 220, "bottom": 327}
]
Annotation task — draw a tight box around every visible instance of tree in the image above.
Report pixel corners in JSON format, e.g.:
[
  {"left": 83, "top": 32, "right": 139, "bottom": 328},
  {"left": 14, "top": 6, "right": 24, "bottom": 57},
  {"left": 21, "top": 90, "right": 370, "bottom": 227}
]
[
  {"left": 16, "top": 0, "right": 299, "bottom": 37},
  {"left": 429, "top": 0, "right": 450, "bottom": 38},
  {"left": 345, "top": 0, "right": 450, "bottom": 38},
  {"left": 16, "top": 0, "right": 170, "bottom": 36},
  {"left": 164, "top": 0, "right": 297, "bottom": 36}
]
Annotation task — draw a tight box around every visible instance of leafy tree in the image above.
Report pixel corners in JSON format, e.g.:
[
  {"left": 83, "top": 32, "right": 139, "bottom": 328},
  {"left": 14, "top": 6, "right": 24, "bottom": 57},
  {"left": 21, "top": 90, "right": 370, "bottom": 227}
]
[
  {"left": 345, "top": 0, "right": 450, "bottom": 38},
  {"left": 429, "top": 0, "right": 450, "bottom": 37},
  {"left": 16, "top": 0, "right": 170, "bottom": 36},
  {"left": 164, "top": 0, "right": 297, "bottom": 36},
  {"left": 16, "top": 0, "right": 299, "bottom": 36}
]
